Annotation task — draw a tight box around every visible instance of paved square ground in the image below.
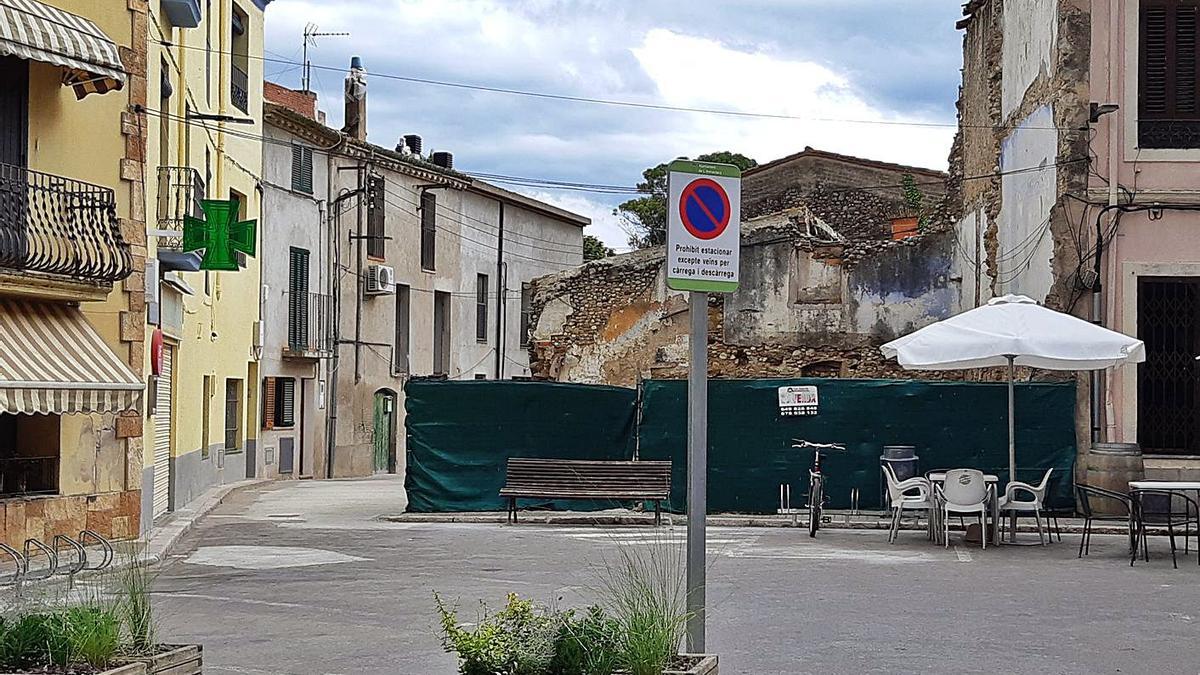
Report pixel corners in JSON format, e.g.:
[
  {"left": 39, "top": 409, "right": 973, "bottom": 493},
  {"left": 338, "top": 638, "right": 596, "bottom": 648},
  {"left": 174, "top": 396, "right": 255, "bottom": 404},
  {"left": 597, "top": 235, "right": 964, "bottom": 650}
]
[{"left": 152, "top": 477, "right": 1200, "bottom": 674}]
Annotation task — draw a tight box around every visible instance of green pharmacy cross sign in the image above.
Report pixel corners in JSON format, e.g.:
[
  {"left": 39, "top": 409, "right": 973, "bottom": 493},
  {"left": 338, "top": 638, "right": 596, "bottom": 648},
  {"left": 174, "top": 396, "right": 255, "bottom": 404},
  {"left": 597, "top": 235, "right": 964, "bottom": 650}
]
[{"left": 183, "top": 199, "right": 257, "bottom": 271}]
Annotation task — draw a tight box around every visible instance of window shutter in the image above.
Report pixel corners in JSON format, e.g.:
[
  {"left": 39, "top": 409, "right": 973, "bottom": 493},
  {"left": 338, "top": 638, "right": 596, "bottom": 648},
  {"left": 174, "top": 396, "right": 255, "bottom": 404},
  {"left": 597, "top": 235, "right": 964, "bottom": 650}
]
[
  {"left": 280, "top": 378, "right": 296, "bottom": 427},
  {"left": 367, "top": 174, "right": 386, "bottom": 258},
  {"left": 288, "top": 248, "right": 310, "bottom": 350},
  {"left": 420, "top": 191, "right": 437, "bottom": 270},
  {"left": 1177, "top": 4, "right": 1198, "bottom": 115},
  {"left": 291, "top": 145, "right": 314, "bottom": 193},
  {"left": 262, "top": 377, "right": 276, "bottom": 430}
]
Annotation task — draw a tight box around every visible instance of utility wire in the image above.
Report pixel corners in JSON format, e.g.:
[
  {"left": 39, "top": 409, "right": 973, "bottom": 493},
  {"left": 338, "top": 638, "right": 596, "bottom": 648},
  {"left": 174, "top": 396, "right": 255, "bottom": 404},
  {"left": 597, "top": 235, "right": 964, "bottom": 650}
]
[{"left": 155, "top": 38, "right": 1083, "bottom": 133}]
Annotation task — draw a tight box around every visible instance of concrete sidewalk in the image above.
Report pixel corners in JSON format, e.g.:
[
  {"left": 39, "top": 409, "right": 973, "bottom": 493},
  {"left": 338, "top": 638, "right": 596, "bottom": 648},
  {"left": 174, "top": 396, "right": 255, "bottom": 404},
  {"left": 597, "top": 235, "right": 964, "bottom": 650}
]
[
  {"left": 383, "top": 508, "right": 1135, "bottom": 535},
  {"left": 142, "top": 478, "right": 270, "bottom": 564}
]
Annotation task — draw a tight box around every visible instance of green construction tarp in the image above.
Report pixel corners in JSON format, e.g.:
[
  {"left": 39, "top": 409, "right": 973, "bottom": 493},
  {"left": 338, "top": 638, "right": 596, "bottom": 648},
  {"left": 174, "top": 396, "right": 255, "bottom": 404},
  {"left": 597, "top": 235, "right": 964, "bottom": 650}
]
[
  {"left": 404, "top": 379, "right": 637, "bottom": 512},
  {"left": 637, "top": 378, "right": 1077, "bottom": 514}
]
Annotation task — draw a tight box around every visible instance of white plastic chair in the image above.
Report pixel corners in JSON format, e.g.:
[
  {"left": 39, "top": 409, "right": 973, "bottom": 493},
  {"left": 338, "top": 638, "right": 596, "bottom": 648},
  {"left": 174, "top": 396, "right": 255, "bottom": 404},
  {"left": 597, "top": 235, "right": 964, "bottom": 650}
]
[
  {"left": 882, "top": 465, "right": 933, "bottom": 543},
  {"left": 939, "top": 469, "right": 990, "bottom": 549},
  {"left": 998, "top": 468, "right": 1053, "bottom": 545}
]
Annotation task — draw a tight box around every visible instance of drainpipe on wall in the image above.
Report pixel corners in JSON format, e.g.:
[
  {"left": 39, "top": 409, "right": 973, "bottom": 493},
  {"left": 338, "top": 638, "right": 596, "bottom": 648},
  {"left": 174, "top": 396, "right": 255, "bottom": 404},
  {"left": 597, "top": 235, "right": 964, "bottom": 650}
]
[
  {"left": 495, "top": 201, "right": 505, "bottom": 379},
  {"left": 1100, "top": 0, "right": 1121, "bottom": 444}
]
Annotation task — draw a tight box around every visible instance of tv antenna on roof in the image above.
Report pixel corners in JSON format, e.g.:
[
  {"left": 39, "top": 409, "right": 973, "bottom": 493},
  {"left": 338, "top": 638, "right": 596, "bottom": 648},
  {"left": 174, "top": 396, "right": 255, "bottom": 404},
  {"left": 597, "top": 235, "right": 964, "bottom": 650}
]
[{"left": 302, "top": 23, "right": 350, "bottom": 92}]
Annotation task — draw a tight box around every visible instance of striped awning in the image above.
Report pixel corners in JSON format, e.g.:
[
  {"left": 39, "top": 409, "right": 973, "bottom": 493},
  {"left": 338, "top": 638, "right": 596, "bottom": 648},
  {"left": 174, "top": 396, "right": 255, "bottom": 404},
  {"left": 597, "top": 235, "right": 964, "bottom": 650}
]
[
  {"left": 0, "top": 0, "right": 126, "bottom": 99},
  {"left": 0, "top": 300, "right": 142, "bottom": 415}
]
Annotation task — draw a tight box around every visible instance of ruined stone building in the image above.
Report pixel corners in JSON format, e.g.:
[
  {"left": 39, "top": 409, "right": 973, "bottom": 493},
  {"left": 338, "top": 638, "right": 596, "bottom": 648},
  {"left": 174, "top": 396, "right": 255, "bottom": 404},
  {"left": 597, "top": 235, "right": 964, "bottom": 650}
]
[
  {"left": 952, "top": 0, "right": 1200, "bottom": 480},
  {"left": 526, "top": 149, "right": 959, "bottom": 387}
]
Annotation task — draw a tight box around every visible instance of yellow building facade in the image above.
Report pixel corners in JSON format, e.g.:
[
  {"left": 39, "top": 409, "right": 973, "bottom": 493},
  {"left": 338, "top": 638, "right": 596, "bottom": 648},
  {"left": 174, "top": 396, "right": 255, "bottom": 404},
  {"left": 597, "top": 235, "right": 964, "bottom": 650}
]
[
  {"left": 141, "top": 0, "right": 269, "bottom": 526},
  {"left": 0, "top": 0, "right": 150, "bottom": 549}
]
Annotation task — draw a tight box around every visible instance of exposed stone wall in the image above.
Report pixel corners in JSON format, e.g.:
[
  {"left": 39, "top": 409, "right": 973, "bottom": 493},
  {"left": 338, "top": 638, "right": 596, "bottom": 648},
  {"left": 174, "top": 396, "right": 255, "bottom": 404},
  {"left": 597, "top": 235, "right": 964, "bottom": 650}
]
[
  {"left": 743, "top": 150, "right": 947, "bottom": 219},
  {"left": 528, "top": 221, "right": 964, "bottom": 387}
]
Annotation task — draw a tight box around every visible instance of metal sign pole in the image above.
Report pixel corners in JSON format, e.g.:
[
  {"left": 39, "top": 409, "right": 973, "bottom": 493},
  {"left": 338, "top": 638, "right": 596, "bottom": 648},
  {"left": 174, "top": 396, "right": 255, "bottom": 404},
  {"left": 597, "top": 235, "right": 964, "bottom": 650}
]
[{"left": 685, "top": 290, "right": 707, "bottom": 653}]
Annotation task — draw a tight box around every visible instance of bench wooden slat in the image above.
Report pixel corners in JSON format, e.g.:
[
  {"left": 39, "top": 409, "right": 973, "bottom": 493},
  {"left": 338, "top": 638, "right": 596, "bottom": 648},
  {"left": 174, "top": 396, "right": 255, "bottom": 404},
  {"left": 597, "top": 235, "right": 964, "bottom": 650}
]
[{"left": 500, "top": 457, "right": 673, "bottom": 524}]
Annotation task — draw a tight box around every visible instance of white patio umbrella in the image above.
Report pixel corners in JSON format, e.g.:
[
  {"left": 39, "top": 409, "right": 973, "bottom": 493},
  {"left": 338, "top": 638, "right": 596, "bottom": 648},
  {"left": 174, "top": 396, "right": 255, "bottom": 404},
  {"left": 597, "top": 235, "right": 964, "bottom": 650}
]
[{"left": 880, "top": 295, "right": 1145, "bottom": 484}]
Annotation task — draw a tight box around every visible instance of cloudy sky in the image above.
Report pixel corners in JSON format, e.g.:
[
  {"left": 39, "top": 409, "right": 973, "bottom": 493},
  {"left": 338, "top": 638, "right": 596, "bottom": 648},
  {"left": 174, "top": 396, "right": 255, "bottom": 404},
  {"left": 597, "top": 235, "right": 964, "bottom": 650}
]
[{"left": 263, "top": 1, "right": 964, "bottom": 250}]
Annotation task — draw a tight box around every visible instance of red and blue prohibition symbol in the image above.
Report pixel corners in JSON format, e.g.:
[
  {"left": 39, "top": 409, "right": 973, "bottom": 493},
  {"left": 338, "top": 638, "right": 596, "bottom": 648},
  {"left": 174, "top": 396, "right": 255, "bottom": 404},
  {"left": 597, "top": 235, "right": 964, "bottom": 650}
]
[{"left": 679, "top": 178, "right": 731, "bottom": 241}]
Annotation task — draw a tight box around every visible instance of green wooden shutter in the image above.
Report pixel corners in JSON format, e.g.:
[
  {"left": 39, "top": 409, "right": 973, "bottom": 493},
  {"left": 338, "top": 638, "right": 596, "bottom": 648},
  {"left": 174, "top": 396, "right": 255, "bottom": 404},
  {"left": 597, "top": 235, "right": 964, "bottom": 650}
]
[
  {"left": 291, "top": 145, "right": 313, "bottom": 193},
  {"left": 288, "top": 248, "right": 309, "bottom": 350}
]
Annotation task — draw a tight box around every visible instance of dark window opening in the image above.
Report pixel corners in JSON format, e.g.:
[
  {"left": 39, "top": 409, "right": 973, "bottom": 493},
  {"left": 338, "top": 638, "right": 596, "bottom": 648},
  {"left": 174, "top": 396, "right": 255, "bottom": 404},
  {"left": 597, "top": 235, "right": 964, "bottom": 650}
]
[
  {"left": 433, "top": 291, "right": 451, "bottom": 375},
  {"left": 520, "top": 283, "right": 532, "bottom": 348},
  {"left": 1138, "top": 277, "right": 1200, "bottom": 454},
  {"left": 1139, "top": 0, "right": 1200, "bottom": 148},
  {"left": 230, "top": 3, "right": 249, "bottom": 114},
  {"left": 224, "top": 378, "right": 242, "bottom": 451},
  {"left": 395, "top": 284, "right": 410, "bottom": 374},
  {"left": 261, "top": 377, "right": 296, "bottom": 429},
  {"left": 0, "top": 414, "right": 60, "bottom": 497},
  {"left": 366, "top": 174, "right": 386, "bottom": 259},
  {"left": 420, "top": 191, "right": 437, "bottom": 271},
  {"left": 476, "top": 273, "right": 488, "bottom": 343}
]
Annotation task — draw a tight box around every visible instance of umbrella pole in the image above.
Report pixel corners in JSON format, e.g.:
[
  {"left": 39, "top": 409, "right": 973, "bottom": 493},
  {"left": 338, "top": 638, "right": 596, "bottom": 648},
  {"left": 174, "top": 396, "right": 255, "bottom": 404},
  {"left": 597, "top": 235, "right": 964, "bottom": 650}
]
[{"left": 1008, "top": 355, "right": 1016, "bottom": 485}]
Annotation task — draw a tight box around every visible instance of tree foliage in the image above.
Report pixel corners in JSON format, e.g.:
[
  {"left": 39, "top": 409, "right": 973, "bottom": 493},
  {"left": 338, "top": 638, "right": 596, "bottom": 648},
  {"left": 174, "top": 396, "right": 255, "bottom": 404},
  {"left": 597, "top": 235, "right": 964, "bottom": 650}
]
[
  {"left": 615, "top": 151, "right": 757, "bottom": 249},
  {"left": 582, "top": 234, "right": 615, "bottom": 262}
]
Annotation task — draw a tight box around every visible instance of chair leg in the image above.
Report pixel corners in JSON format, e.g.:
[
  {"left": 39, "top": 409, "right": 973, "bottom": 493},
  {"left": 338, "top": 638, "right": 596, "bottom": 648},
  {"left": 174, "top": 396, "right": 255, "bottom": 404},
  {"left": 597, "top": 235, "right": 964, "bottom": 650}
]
[
  {"left": 1035, "top": 510, "right": 1045, "bottom": 546},
  {"left": 1084, "top": 514, "right": 1094, "bottom": 557},
  {"left": 944, "top": 508, "right": 950, "bottom": 549},
  {"left": 980, "top": 512, "right": 986, "bottom": 550},
  {"left": 1168, "top": 521, "right": 1179, "bottom": 569}
]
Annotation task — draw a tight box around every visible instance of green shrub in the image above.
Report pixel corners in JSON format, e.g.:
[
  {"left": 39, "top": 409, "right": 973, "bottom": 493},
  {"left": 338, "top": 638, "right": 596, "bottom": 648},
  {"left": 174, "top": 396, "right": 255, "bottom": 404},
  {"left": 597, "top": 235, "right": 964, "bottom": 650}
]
[
  {"left": 63, "top": 605, "right": 121, "bottom": 667},
  {"left": 434, "top": 592, "right": 562, "bottom": 675},
  {"left": 0, "top": 611, "right": 68, "bottom": 669},
  {"left": 552, "top": 605, "right": 622, "bottom": 675}
]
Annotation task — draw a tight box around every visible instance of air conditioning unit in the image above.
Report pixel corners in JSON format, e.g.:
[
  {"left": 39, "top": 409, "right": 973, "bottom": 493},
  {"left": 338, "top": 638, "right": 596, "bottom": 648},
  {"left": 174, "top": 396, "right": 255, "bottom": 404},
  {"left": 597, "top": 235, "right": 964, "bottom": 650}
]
[{"left": 366, "top": 264, "right": 396, "bottom": 295}]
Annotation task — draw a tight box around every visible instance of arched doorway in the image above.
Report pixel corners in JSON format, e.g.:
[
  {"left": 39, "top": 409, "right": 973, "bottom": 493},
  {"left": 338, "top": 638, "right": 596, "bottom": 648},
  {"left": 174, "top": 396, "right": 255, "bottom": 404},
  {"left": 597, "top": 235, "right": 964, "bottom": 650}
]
[{"left": 373, "top": 389, "right": 398, "bottom": 474}]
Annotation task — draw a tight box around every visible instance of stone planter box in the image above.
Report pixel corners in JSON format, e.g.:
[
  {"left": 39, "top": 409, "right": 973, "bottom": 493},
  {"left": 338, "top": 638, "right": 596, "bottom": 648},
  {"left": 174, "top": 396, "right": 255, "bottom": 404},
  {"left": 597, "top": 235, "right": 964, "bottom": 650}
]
[{"left": 664, "top": 654, "right": 718, "bottom": 674}]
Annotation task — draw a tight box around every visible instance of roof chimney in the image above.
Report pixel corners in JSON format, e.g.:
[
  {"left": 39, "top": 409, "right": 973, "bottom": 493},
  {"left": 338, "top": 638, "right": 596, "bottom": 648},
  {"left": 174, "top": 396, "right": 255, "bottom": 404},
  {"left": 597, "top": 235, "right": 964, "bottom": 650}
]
[
  {"left": 342, "top": 56, "right": 367, "bottom": 141},
  {"left": 431, "top": 151, "right": 454, "bottom": 170}
]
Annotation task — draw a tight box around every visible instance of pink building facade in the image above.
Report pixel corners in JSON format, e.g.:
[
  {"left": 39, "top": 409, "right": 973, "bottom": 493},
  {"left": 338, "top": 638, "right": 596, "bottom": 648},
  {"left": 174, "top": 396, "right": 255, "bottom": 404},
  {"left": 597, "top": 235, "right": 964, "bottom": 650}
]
[{"left": 954, "top": 0, "right": 1200, "bottom": 480}]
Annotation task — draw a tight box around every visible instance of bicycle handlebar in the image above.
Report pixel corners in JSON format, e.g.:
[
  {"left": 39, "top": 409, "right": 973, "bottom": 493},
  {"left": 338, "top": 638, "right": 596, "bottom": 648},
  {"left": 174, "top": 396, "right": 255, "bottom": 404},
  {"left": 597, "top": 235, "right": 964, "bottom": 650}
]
[{"left": 791, "top": 439, "right": 847, "bottom": 451}]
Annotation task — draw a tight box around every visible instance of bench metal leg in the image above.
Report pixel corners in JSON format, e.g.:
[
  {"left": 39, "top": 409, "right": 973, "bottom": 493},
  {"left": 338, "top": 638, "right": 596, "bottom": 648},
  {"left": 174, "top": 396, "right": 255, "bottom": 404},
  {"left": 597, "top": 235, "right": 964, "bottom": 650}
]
[
  {"left": 508, "top": 497, "right": 517, "bottom": 524},
  {"left": 654, "top": 500, "right": 661, "bottom": 527}
]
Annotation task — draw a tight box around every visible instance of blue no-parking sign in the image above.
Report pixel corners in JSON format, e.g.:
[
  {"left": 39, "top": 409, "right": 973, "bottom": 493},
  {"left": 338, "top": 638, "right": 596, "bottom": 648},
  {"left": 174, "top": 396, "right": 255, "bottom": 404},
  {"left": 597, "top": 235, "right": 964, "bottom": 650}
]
[{"left": 666, "top": 160, "right": 741, "bottom": 293}]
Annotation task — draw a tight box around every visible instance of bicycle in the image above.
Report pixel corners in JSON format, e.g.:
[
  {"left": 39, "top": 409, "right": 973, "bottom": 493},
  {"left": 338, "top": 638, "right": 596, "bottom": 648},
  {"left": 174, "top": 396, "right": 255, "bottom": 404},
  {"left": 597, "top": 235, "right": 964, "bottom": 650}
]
[{"left": 791, "top": 439, "right": 847, "bottom": 537}]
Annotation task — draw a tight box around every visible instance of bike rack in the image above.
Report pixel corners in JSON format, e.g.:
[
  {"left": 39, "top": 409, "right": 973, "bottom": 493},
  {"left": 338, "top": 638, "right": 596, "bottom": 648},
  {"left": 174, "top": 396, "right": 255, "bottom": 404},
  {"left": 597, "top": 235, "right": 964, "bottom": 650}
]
[
  {"left": 53, "top": 534, "right": 87, "bottom": 577},
  {"left": 23, "top": 538, "right": 58, "bottom": 581},
  {"left": 0, "top": 542, "right": 23, "bottom": 586},
  {"left": 777, "top": 483, "right": 800, "bottom": 527},
  {"left": 844, "top": 488, "right": 861, "bottom": 525},
  {"left": 78, "top": 530, "right": 114, "bottom": 571}
]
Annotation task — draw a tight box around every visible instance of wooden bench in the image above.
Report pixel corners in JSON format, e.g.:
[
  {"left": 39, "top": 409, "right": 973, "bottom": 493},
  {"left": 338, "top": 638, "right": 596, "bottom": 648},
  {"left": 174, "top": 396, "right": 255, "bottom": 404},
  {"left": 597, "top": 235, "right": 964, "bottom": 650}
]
[{"left": 499, "top": 458, "right": 673, "bottom": 525}]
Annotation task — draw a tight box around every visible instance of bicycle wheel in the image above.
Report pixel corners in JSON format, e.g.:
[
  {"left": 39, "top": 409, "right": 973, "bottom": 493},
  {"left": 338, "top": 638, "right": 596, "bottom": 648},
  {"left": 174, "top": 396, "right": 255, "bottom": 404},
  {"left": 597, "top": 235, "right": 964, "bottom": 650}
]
[{"left": 808, "top": 477, "right": 822, "bottom": 538}]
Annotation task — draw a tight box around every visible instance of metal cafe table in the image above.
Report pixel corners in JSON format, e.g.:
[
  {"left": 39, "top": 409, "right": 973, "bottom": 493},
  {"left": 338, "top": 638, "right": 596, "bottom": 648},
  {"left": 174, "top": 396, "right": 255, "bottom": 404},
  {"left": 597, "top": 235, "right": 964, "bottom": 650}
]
[{"left": 1128, "top": 481, "right": 1200, "bottom": 566}]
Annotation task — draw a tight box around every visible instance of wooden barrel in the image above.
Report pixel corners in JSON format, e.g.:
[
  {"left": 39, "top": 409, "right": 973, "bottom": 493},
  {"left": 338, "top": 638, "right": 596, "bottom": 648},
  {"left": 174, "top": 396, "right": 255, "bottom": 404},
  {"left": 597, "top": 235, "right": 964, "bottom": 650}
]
[{"left": 1084, "top": 442, "right": 1144, "bottom": 515}]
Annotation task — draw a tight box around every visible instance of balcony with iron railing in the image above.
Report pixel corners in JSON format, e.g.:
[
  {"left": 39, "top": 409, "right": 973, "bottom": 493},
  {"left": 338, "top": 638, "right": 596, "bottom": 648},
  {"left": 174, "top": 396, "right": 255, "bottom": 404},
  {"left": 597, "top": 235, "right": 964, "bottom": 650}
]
[
  {"left": 0, "top": 162, "right": 132, "bottom": 291},
  {"left": 284, "top": 292, "right": 334, "bottom": 359},
  {"left": 231, "top": 64, "right": 249, "bottom": 115},
  {"left": 156, "top": 166, "right": 205, "bottom": 251}
]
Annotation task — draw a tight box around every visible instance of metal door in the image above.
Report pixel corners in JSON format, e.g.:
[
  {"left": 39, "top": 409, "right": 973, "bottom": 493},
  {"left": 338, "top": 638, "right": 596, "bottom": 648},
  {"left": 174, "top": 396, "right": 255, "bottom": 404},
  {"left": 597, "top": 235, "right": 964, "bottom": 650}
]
[{"left": 152, "top": 345, "right": 174, "bottom": 518}]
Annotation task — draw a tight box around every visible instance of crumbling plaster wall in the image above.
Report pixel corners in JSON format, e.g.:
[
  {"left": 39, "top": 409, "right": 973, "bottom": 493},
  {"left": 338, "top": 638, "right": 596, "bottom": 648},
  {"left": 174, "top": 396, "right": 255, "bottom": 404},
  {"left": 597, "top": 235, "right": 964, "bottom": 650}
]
[
  {"left": 529, "top": 227, "right": 961, "bottom": 387},
  {"left": 953, "top": 0, "right": 1090, "bottom": 310}
]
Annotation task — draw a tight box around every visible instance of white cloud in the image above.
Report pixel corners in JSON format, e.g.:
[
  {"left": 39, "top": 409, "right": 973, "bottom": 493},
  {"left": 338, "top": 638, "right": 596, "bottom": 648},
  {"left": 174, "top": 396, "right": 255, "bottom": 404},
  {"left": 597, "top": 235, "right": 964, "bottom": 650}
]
[
  {"left": 629, "top": 29, "right": 954, "bottom": 170},
  {"left": 516, "top": 190, "right": 631, "bottom": 252}
]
